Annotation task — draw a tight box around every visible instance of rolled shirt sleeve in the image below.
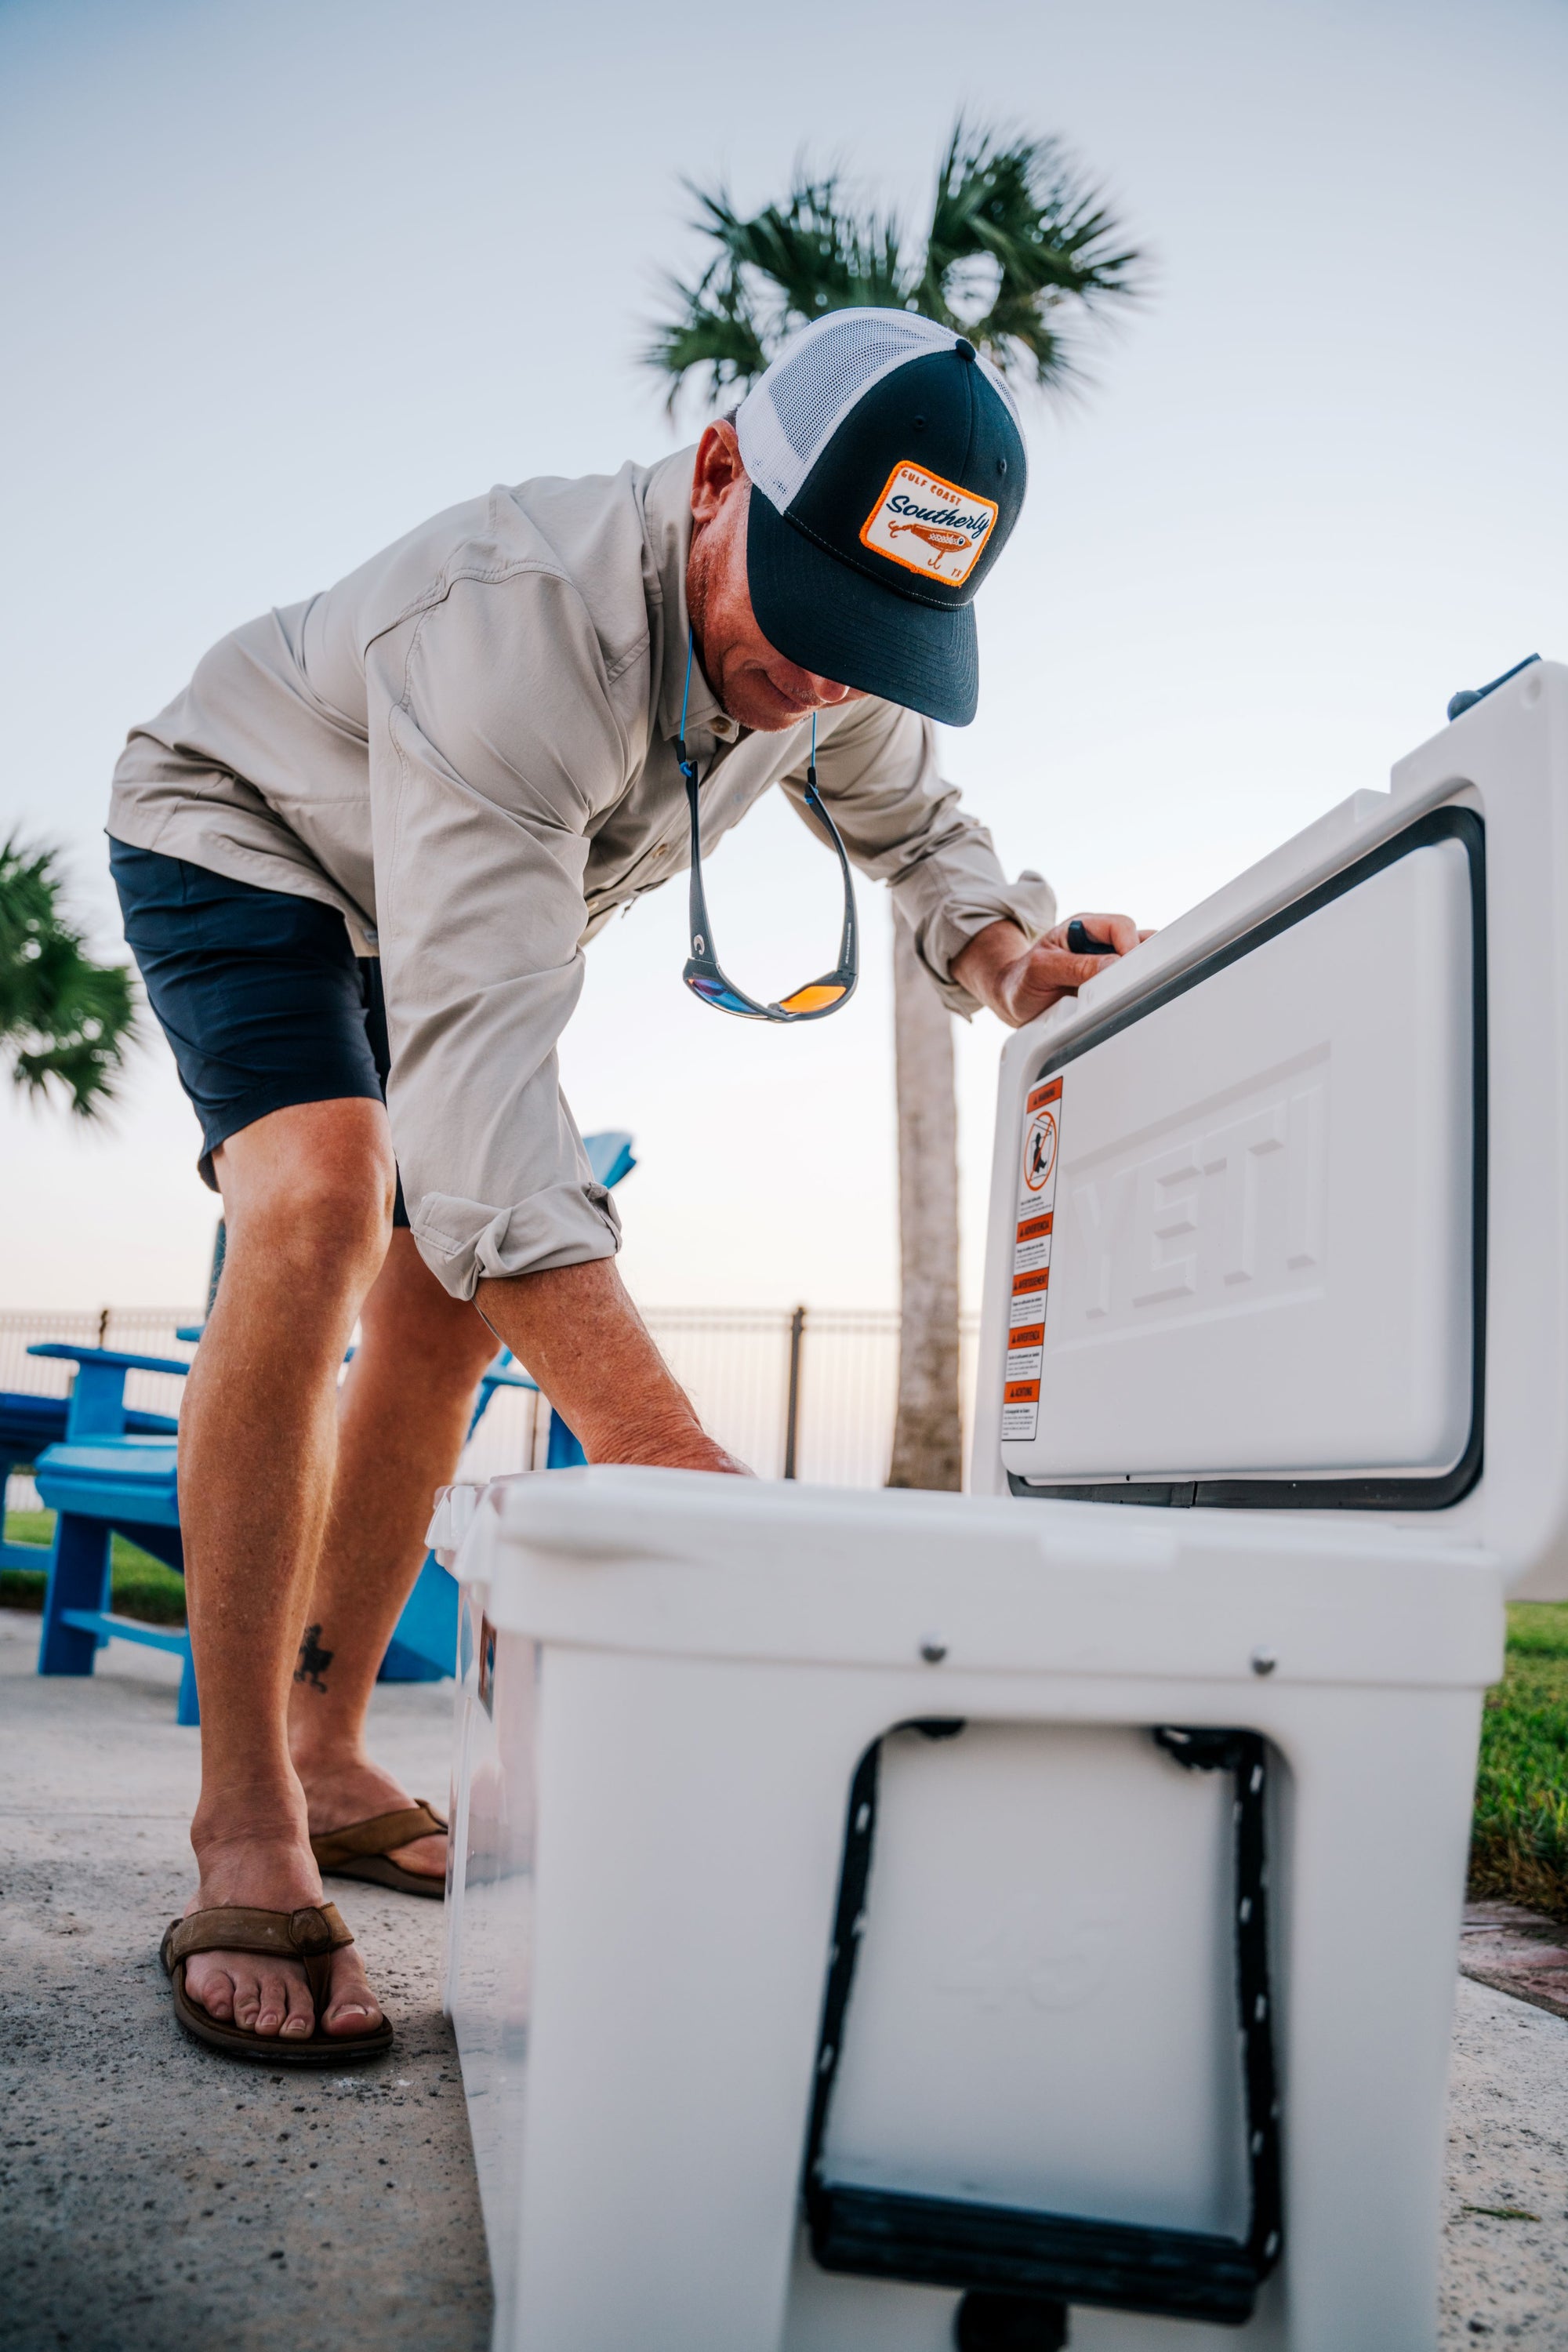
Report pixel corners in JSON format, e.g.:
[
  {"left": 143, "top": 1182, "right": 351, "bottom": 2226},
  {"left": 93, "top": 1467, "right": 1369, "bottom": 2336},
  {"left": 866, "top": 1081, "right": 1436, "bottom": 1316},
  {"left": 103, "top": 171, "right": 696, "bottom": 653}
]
[
  {"left": 365, "top": 566, "right": 628, "bottom": 1299},
  {"left": 783, "top": 699, "right": 1058, "bottom": 1016}
]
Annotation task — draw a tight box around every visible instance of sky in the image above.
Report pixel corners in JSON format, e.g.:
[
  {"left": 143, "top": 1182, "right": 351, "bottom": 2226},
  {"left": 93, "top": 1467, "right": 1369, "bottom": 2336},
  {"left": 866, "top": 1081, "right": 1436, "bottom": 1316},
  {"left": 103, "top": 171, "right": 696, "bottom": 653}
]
[{"left": 1, "top": 0, "right": 1564, "bottom": 1314}]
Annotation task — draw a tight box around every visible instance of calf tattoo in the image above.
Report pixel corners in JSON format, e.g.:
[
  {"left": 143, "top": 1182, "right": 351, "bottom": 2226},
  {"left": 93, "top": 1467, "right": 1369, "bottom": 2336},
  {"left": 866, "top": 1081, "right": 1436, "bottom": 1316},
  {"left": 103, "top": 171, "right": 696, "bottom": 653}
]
[{"left": 294, "top": 1623, "right": 334, "bottom": 1693}]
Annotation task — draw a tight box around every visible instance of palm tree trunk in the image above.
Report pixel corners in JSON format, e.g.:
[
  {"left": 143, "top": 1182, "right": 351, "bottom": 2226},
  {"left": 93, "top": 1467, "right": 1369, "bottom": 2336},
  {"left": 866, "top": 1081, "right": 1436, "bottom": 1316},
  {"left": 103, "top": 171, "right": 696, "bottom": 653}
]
[{"left": 887, "top": 920, "right": 964, "bottom": 1490}]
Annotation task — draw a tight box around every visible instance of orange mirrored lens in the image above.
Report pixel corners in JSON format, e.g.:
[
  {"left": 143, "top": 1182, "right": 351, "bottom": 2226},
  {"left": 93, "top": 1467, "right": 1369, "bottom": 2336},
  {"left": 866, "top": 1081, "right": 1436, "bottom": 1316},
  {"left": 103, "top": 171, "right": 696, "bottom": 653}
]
[{"left": 778, "top": 983, "right": 847, "bottom": 1014}]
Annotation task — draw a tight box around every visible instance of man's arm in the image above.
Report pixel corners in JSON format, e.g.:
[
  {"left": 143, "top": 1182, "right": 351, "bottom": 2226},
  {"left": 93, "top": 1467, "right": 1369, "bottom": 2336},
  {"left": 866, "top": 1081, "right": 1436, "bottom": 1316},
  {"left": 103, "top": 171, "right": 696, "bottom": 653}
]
[
  {"left": 953, "top": 911, "right": 1152, "bottom": 1029},
  {"left": 779, "top": 699, "right": 1058, "bottom": 1010},
  {"left": 477, "top": 1258, "right": 750, "bottom": 1472},
  {"left": 785, "top": 702, "right": 1149, "bottom": 1021}
]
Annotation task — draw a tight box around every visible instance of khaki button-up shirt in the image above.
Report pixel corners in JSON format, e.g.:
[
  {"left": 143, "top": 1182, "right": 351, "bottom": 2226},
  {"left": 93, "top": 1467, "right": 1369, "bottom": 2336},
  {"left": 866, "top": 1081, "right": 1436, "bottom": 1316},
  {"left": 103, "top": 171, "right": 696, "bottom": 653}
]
[{"left": 108, "top": 451, "right": 1054, "bottom": 1299}]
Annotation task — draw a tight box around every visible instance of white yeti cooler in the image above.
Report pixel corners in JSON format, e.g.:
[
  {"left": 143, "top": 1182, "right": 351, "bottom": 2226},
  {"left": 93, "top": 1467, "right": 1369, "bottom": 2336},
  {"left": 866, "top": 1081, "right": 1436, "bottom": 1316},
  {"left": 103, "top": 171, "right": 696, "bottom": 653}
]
[{"left": 436, "top": 658, "right": 1568, "bottom": 2352}]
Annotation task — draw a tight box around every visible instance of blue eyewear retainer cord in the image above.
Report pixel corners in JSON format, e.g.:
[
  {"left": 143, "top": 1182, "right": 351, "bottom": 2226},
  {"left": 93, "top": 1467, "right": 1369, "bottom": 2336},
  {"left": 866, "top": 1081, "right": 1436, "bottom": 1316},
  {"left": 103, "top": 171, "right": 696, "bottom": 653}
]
[
  {"left": 680, "top": 627, "right": 816, "bottom": 782},
  {"left": 678, "top": 628, "right": 851, "bottom": 1020},
  {"left": 679, "top": 631, "right": 694, "bottom": 775}
]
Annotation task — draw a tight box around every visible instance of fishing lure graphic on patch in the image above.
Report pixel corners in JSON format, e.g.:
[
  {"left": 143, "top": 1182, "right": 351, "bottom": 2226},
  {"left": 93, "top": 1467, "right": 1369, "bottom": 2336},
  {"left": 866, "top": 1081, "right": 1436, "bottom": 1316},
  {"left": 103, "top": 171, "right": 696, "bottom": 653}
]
[{"left": 859, "top": 460, "right": 999, "bottom": 586}]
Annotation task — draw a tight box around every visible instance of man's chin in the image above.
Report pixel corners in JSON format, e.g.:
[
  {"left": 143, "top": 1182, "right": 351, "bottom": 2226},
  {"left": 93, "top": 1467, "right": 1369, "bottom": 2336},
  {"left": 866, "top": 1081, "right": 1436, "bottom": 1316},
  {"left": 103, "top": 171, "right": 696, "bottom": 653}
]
[
  {"left": 723, "top": 681, "right": 813, "bottom": 734},
  {"left": 708, "top": 653, "right": 815, "bottom": 734}
]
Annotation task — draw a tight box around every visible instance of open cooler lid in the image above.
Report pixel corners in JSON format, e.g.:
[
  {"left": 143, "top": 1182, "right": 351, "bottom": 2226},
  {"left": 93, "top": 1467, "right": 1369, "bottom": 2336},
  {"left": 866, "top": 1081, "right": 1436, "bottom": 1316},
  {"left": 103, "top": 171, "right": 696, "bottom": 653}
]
[{"left": 972, "top": 659, "right": 1568, "bottom": 1599}]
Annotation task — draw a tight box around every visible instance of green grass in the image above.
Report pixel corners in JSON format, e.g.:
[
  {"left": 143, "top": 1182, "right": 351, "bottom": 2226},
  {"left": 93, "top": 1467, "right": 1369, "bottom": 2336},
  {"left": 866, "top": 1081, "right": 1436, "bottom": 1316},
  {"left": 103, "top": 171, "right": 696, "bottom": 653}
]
[
  {"left": 2, "top": 1508, "right": 187, "bottom": 1625},
  {"left": 1469, "top": 1602, "right": 1568, "bottom": 1922}
]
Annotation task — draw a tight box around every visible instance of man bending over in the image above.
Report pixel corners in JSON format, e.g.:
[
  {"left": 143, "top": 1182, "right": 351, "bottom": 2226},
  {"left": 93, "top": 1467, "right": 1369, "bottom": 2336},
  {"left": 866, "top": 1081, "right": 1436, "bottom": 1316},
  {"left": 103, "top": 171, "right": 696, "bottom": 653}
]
[{"left": 110, "top": 310, "right": 1144, "bottom": 2063}]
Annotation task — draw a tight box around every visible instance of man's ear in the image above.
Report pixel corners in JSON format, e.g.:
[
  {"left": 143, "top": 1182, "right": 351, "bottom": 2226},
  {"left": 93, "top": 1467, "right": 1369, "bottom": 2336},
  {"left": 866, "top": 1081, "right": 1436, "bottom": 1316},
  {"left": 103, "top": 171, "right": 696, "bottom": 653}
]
[{"left": 690, "top": 422, "right": 745, "bottom": 526}]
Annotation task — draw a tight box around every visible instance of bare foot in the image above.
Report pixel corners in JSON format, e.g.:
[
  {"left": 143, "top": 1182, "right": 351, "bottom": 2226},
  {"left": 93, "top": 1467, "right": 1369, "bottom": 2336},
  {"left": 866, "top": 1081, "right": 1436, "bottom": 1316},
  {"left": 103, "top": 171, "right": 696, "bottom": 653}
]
[
  {"left": 180, "top": 1830, "right": 386, "bottom": 2040},
  {"left": 292, "top": 1749, "right": 447, "bottom": 1881}
]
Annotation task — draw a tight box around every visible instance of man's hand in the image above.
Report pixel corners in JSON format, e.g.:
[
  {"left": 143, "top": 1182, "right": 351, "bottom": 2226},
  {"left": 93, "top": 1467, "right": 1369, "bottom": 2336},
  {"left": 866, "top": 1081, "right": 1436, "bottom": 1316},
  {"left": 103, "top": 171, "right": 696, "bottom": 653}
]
[
  {"left": 477, "top": 1257, "right": 753, "bottom": 1475},
  {"left": 952, "top": 913, "right": 1152, "bottom": 1031}
]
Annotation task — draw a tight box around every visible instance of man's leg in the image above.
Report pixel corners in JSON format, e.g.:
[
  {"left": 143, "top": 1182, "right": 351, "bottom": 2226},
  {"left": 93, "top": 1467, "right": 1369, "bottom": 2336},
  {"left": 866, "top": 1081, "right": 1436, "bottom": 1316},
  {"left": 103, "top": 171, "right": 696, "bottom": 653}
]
[
  {"left": 287, "top": 1231, "right": 498, "bottom": 1878},
  {"left": 181, "top": 1170, "right": 745, "bottom": 2037},
  {"left": 177, "top": 1097, "right": 396, "bottom": 2041}
]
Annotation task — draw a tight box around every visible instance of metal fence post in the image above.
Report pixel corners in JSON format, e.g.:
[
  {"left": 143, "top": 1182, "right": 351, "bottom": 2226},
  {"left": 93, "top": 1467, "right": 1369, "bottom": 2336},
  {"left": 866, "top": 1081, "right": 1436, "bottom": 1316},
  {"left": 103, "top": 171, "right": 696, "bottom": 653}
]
[{"left": 782, "top": 1305, "right": 807, "bottom": 1480}]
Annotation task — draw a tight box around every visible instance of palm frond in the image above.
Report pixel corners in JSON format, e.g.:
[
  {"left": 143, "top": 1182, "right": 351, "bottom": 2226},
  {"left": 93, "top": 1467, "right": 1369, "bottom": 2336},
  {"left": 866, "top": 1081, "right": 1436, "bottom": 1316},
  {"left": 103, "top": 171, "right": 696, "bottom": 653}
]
[
  {"left": 644, "top": 172, "right": 909, "bottom": 412},
  {"left": 703, "top": 175, "right": 906, "bottom": 322},
  {"left": 0, "top": 836, "right": 136, "bottom": 1116},
  {"left": 644, "top": 268, "right": 771, "bottom": 416},
  {"left": 644, "top": 119, "right": 1145, "bottom": 416},
  {"left": 920, "top": 118, "right": 1145, "bottom": 390}
]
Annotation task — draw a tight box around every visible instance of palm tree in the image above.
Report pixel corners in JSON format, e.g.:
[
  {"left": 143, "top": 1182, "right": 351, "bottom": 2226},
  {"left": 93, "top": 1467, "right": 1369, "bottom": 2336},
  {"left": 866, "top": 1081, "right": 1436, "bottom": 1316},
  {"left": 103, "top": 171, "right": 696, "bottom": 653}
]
[
  {"left": 0, "top": 837, "right": 135, "bottom": 1116},
  {"left": 647, "top": 119, "right": 1142, "bottom": 1489}
]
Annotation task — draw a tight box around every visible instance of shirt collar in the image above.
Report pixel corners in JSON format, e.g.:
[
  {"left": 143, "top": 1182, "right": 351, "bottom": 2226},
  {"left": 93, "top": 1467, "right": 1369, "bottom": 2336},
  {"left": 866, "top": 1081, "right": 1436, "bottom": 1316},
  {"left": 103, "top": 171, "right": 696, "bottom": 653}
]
[{"left": 644, "top": 448, "right": 741, "bottom": 747}]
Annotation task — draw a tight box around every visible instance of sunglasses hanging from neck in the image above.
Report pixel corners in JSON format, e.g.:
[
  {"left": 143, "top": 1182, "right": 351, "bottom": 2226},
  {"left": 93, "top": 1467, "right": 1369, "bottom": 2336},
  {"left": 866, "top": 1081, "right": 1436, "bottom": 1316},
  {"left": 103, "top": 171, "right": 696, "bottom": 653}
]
[{"left": 676, "top": 633, "right": 858, "bottom": 1023}]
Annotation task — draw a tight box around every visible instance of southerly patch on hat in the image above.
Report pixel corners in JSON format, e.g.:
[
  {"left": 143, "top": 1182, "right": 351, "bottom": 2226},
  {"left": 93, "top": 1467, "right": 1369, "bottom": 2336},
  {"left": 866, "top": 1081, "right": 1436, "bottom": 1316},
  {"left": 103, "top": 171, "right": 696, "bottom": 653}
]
[{"left": 858, "top": 459, "right": 1000, "bottom": 586}]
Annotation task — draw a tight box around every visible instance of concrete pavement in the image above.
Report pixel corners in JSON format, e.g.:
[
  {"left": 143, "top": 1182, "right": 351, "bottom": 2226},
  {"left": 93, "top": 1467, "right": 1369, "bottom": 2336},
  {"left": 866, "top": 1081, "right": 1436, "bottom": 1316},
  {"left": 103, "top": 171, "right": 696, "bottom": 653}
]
[{"left": 0, "top": 1611, "right": 490, "bottom": 2351}]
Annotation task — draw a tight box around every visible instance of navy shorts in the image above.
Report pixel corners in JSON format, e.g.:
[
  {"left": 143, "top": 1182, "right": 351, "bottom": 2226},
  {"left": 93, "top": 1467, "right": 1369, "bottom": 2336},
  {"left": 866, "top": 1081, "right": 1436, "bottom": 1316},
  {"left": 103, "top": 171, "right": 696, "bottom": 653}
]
[{"left": 110, "top": 839, "right": 409, "bottom": 1221}]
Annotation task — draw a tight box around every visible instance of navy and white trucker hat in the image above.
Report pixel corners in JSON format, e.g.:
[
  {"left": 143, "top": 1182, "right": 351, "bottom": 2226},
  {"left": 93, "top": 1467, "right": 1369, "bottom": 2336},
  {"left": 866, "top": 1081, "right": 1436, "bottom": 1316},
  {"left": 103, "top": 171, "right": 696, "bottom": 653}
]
[{"left": 735, "top": 308, "right": 1027, "bottom": 728}]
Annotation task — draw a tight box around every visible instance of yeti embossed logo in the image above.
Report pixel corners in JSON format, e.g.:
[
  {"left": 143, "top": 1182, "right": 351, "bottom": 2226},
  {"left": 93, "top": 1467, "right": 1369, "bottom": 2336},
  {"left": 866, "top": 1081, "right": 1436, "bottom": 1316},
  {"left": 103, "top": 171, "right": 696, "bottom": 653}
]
[
  {"left": 1067, "top": 1058, "right": 1329, "bottom": 1337},
  {"left": 859, "top": 460, "right": 999, "bottom": 585}
]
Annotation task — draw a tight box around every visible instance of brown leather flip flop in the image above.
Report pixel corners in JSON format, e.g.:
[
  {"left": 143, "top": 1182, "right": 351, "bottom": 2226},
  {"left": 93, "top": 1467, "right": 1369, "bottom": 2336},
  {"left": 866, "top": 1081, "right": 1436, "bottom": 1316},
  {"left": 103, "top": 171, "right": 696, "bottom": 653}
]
[
  {"left": 161, "top": 1902, "right": 394, "bottom": 2065},
  {"left": 310, "top": 1799, "right": 448, "bottom": 1900}
]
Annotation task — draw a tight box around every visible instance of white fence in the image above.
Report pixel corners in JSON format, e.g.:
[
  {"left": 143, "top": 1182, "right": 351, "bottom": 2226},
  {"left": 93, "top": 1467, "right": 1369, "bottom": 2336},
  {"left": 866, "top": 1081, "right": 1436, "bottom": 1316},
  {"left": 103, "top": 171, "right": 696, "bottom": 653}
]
[{"left": 1, "top": 1304, "right": 984, "bottom": 1510}]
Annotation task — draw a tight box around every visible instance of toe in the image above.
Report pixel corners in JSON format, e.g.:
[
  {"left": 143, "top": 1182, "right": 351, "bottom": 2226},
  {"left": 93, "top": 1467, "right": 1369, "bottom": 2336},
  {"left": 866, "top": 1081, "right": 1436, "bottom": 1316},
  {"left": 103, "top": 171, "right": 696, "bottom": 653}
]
[
  {"left": 324, "top": 1994, "right": 383, "bottom": 2035},
  {"left": 323, "top": 1951, "right": 383, "bottom": 2036},
  {"left": 252, "top": 1962, "right": 296, "bottom": 2036},
  {"left": 281, "top": 1973, "right": 317, "bottom": 2040},
  {"left": 187, "top": 1959, "right": 236, "bottom": 2024},
  {"left": 230, "top": 1962, "right": 263, "bottom": 2031}
]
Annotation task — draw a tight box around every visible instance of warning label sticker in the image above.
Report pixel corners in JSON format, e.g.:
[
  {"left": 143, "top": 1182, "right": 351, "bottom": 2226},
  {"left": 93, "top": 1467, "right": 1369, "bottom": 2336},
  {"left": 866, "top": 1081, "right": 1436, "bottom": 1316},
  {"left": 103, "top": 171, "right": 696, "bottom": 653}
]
[
  {"left": 1013, "top": 1218, "right": 1052, "bottom": 1276},
  {"left": 1002, "top": 1076, "right": 1062, "bottom": 1442}
]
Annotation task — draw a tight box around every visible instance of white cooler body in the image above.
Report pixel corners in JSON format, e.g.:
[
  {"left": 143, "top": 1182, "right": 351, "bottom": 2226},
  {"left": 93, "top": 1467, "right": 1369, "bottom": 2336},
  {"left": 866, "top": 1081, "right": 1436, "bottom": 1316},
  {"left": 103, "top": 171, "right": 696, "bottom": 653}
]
[
  {"left": 437, "top": 659, "right": 1568, "bottom": 2350},
  {"left": 441, "top": 1479, "right": 1499, "bottom": 2352}
]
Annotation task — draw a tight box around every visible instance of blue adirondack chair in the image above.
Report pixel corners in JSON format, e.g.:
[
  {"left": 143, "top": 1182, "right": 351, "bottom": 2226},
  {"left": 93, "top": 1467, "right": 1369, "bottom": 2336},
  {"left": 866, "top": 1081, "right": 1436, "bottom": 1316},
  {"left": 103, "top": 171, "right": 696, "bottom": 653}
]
[
  {"left": 30, "top": 1128, "right": 637, "bottom": 1718},
  {"left": 1, "top": 1383, "right": 176, "bottom": 1570},
  {"left": 31, "top": 1344, "right": 197, "bottom": 1719}
]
